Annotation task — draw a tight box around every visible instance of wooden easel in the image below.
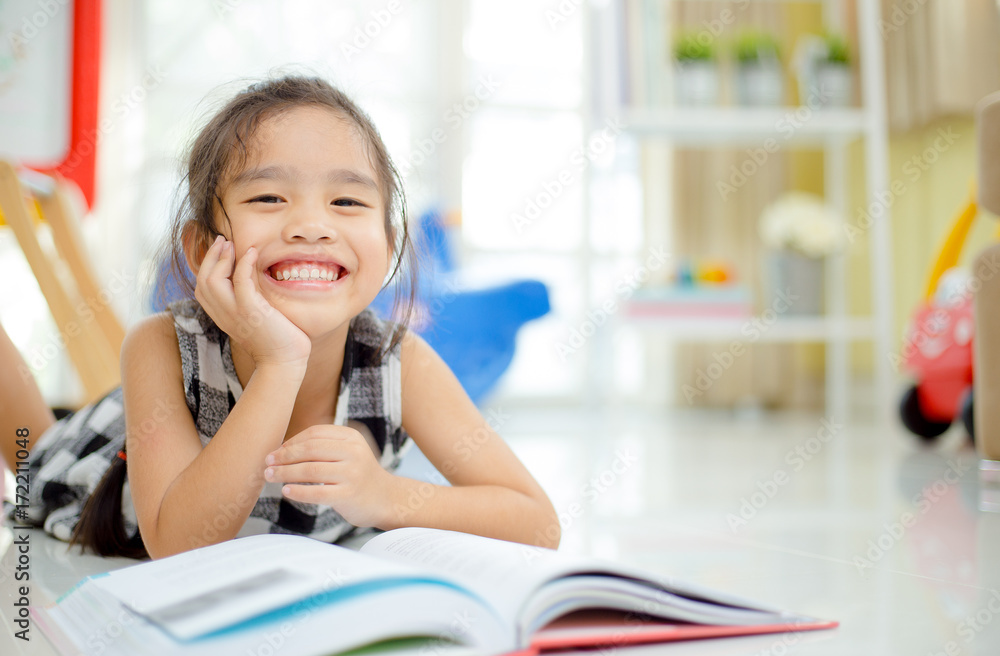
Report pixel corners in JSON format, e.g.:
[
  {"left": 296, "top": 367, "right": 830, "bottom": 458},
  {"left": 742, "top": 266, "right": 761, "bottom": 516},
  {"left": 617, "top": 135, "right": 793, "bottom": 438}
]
[{"left": 0, "top": 161, "right": 123, "bottom": 405}]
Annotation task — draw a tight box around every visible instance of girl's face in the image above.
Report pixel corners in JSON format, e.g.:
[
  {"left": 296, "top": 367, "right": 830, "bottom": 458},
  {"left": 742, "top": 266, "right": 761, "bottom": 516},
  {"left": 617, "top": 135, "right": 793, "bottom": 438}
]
[{"left": 216, "top": 105, "right": 392, "bottom": 339}]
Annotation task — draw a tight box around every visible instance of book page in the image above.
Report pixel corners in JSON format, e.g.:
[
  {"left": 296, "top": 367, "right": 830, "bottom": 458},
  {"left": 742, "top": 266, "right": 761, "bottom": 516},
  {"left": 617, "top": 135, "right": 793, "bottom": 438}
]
[
  {"left": 362, "top": 528, "right": 576, "bottom": 620},
  {"left": 91, "top": 533, "right": 456, "bottom": 641},
  {"left": 362, "top": 528, "right": 801, "bottom": 643},
  {"left": 44, "top": 574, "right": 504, "bottom": 656}
]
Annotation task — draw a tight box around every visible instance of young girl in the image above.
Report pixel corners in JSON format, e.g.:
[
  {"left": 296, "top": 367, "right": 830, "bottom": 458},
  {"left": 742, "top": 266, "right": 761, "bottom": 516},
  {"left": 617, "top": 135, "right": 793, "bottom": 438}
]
[{"left": 1, "top": 75, "right": 559, "bottom": 559}]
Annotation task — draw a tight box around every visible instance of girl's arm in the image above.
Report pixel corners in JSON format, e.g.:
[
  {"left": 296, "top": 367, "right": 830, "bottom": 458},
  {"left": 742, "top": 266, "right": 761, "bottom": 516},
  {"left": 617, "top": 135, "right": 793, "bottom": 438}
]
[
  {"left": 127, "top": 237, "right": 311, "bottom": 559},
  {"left": 387, "top": 332, "right": 560, "bottom": 547},
  {"left": 0, "top": 321, "right": 55, "bottom": 470},
  {"left": 266, "top": 331, "right": 560, "bottom": 548},
  {"left": 122, "top": 313, "right": 305, "bottom": 559}
]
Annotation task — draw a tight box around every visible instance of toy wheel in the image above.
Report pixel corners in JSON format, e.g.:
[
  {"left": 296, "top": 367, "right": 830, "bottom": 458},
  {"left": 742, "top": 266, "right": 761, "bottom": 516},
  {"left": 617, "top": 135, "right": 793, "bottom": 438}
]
[
  {"left": 899, "top": 385, "right": 951, "bottom": 441},
  {"left": 960, "top": 389, "right": 975, "bottom": 443}
]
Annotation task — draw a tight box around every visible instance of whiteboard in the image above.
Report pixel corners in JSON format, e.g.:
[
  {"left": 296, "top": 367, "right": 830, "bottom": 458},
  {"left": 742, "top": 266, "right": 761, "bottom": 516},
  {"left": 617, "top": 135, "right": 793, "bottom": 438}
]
[{"left": 0, "top": 0, "right": 73, "bottom": 165}]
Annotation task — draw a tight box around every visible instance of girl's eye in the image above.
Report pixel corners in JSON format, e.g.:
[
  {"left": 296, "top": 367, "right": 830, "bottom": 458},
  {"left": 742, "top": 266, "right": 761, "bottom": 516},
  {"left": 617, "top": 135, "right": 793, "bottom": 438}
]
[
  {"left": 333, "top": 198, "right": 365, "bottom": 207},
  {"left": 249, "top": 195, "right": 283, "bottom": 204}
]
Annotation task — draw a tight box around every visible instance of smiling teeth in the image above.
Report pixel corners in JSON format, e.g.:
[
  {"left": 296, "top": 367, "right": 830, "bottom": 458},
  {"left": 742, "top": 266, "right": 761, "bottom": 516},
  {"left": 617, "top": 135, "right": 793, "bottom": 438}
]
[{"left": 273, "top": 266, "right": 339, "bottom": 281}]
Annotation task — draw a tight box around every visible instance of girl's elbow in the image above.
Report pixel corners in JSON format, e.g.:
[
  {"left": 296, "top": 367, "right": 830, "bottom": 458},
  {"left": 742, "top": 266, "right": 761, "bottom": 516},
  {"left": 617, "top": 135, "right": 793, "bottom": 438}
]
[
  {"left": 145, "top": 542, "right": 171, "bottom": 560},
  {"left": 141, "top": 510, "right": 190, "bottom": 559},
  {"left": 532, "top": 503, "right": 561, "bottom": 549},
  {"left": 144, "top": 533, "right": 202, "bottom": 559},
  {"left": 539, "top": 523, "right": 561, "bottom": 549},
  {"left": 139, "top": 524, "right": 173, "bottom": 560}
]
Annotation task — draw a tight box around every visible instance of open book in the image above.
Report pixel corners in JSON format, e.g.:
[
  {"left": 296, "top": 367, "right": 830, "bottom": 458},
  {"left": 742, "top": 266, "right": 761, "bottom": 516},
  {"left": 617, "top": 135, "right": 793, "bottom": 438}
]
[{"left": 34, "top": 528, "right": 837, "bottom": 655}]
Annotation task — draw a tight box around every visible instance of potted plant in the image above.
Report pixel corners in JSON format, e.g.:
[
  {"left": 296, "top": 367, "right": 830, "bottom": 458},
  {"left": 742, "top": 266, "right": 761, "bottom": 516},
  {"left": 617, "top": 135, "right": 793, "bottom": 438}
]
[
  {"left": 758, "top": 192, "right": 845, "bottom": 314},
  {"left": 794, "top": 31, "right": 853, "bottom": 107},
  {"left": 673, "top": 31, "right": 719, "bottom": 106},
  {"left": 815, "top": 32, "right": 852, "bottom": 107},
  {"left": 733, "top": 30, "right": 785, "bottom": 107}
]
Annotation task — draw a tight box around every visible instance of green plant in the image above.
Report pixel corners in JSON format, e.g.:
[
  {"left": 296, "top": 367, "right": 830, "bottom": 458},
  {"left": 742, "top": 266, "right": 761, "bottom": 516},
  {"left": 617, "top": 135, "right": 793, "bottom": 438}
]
[
  {"left": 733, "top": 30, "right": 781, "bottom": 64},
  {"left": 822, "top": 32, "right": 850, "bottom": 65},
  {"left": 674, "top": 32, "right": 715, "bottom": 62}
]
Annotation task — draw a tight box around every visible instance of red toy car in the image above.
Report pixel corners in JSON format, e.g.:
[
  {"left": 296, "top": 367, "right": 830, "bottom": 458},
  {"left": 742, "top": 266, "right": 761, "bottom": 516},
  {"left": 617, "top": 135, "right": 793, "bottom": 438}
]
[{"left": 898, "top": 286, "right": 975, "bottom": 441}]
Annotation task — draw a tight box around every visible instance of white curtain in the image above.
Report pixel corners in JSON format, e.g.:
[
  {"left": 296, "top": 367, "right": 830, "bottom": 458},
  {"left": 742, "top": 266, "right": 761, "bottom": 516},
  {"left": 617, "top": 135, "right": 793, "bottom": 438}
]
[{"left": 883, "top": 0, "right": 1000, "bottom": 132}]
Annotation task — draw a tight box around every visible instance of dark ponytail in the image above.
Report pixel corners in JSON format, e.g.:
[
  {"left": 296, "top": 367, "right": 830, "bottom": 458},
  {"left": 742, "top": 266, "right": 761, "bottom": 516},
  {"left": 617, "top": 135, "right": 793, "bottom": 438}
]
[{"left": 69, "top": 450, "right": 148, "bottom": 559}]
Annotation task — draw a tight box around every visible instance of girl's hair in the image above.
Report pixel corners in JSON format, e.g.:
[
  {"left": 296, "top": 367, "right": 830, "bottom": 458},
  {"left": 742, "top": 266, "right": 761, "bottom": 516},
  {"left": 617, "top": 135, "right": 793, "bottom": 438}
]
[
  {"left": 71, "top": 75, "right": 417, "bottom": 558},
  {"left": 70, "top": 450, "right": 147, "bottom": 558}
]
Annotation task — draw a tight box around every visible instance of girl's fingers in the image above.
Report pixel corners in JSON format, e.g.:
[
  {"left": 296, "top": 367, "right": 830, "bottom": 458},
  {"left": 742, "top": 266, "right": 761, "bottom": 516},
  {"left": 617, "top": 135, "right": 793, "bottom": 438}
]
[
  {"left": 205, "top": 239, "right": 235, "bottom": 287},
  {"left": 209, "top": 242, "right": 236, "bottom": 295},
  {"left": 232, "top": 246, "right": 259, "bottom": 306},
  {"left": 217, "top": 239, "right": 235, "bottom": 278},
  {"left": 278, "top": 425, "right": 357, "bottom": 449},
  {"left": 264, "top": 461, "right": 342, "bottom": 485},
  {"left": 266, "top": 437, "right": 354, "bottom": 467},
  {"left": 279, "top": 484, "right": 334, "bottom": 505},
  {"left": 198, "top": 239, "right": 238, "bottom": 318},
  {"left": 231, "top": 246, "right": 277, "bottom": 339},
  {"left": 195, "top": 236, "right": 224, "bottom": 287}
]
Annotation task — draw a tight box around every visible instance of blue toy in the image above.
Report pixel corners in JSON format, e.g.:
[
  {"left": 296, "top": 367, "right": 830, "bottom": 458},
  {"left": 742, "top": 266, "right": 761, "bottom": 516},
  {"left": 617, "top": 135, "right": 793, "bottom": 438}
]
[{"left": 368, "top": 207, "right": 550, "bottom": 403}]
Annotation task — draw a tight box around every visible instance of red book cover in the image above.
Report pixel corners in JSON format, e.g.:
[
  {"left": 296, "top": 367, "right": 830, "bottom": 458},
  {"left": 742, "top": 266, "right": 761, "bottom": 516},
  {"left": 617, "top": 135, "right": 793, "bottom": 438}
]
[{"left": 523, "top": 611, "right": 838, "bottom": 654}]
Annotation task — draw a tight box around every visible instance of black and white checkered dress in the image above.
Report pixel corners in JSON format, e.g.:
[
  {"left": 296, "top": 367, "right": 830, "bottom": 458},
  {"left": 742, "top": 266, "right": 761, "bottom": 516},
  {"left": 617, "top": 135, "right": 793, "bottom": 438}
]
[{"left": 22, "top": 299, "right": 411, "bottom": 544}]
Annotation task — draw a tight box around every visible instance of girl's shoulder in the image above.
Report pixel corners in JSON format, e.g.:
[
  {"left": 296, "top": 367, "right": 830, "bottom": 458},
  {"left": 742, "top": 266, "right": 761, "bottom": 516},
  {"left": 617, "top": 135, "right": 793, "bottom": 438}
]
[
  {"left": 122, "top": 309, "right": 176, "bottom": 350},
  {"left": 121, "top": 301, "right": 221, "bottom": 381},
  {"left": 119, "top": 309, "right": 185, "bottom": 393}
]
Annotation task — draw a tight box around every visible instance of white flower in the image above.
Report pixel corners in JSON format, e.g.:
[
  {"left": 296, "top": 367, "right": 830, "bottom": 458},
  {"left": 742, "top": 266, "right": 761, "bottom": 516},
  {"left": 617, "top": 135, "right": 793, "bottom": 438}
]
[{"left": 758, "top": 192, "right": 844, "bottom": 257}]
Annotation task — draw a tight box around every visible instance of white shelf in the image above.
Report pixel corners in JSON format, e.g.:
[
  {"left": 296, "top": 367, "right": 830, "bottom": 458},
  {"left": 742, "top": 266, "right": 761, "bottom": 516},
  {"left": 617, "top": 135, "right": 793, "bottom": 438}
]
[
  {"left": 620, "top": 107, "right": 868, "bottom": 145},
  {"left": 621, "top": 315, "right": 874, "bottom": 342},
  {"left": 586, "top": 0, "right": 894, "bottom": 421}
]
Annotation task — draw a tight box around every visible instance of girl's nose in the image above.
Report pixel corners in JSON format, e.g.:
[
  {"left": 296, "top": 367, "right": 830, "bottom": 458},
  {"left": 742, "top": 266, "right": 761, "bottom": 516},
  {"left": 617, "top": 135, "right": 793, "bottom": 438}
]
[{"left": 282, "top": 206, "right": 338, "bottom": 242}]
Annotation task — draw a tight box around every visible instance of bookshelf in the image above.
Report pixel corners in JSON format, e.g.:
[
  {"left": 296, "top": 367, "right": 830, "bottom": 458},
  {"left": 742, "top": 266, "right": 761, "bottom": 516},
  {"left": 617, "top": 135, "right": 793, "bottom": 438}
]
[
  {"left": 619, "top": 107, "right": 867, "bottom": 143},
  {"left": 586, "top": 0, "right": 894, "bottom": 420}
]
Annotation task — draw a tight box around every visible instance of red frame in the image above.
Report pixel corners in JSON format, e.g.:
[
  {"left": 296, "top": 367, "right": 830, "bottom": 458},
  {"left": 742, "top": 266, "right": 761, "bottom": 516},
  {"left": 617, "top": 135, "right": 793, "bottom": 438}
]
[{"left": 32, "top": 0, "right": 102, "bottom": 209}]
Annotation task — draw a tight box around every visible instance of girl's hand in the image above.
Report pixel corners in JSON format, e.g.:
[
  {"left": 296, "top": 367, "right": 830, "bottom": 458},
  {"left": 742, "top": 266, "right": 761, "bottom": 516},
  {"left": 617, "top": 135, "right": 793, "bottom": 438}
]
[
  {"left": 195, "top": 236, "right": 312, "bottom": 371},
  {"left": 263, "top": 425, "right": 395, "bottom": 528}
]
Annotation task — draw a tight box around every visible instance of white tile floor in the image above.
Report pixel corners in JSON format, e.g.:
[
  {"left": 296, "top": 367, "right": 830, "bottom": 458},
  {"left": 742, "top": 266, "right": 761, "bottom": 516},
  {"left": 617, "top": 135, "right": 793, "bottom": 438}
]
[
  {"left": 499, "top": 404, "right": 1000, "bottom": 655},
  {"left": 3, "top": 404, "right": 999, "bottom": 654}
]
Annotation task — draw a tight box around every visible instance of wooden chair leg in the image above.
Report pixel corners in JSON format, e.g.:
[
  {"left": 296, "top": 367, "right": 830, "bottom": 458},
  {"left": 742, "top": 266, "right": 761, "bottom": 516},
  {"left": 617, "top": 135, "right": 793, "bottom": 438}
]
[
  {"left": 0, "top": 162, "right": 120, "bottom": 404},
  {"left": 38, "top": 182, "right": 126, "bottom": 358}
]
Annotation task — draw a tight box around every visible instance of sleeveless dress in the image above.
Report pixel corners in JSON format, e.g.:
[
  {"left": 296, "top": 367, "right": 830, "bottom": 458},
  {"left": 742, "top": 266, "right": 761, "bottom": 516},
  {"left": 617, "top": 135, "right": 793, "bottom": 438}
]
[{"left": 19, "top": 299, "right": 411, "bottom": 545}]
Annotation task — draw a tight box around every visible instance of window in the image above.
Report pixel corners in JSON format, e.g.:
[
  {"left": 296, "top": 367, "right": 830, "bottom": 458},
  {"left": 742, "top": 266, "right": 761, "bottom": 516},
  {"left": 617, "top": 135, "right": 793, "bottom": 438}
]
[{"left": 462, "top": 0, "right": 643, "bottom": 401}]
